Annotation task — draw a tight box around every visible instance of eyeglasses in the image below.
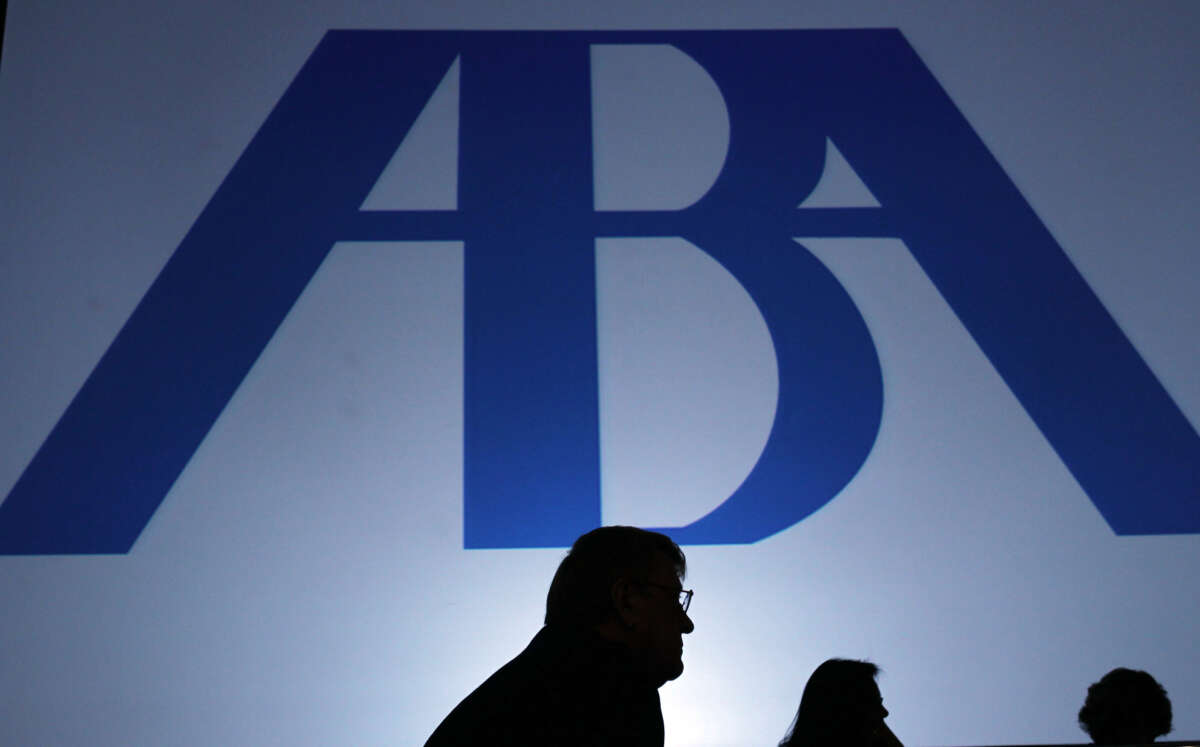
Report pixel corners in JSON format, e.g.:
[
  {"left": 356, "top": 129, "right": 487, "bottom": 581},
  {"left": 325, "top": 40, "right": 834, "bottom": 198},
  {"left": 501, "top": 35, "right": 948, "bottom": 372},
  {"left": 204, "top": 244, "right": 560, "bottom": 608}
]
[{"left": 640, "top": 581, "right": 693, "bottom": 613}]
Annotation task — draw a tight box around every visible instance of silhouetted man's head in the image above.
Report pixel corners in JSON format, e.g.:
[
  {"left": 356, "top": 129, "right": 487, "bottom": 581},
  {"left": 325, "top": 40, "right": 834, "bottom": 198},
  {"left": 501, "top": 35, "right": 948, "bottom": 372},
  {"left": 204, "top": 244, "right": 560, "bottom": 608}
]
[
  {"left": 1079, "top": 668, "right": 1172, "bottom": 745},
  {"left": 545, "top": 526, "right": 694, "bottom": 686}
]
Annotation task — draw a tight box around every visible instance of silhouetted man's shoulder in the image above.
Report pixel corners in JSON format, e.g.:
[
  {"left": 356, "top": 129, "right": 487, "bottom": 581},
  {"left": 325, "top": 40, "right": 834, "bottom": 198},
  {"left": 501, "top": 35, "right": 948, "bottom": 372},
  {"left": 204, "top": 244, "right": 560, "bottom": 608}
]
[{"left": 424, "top": 625, "right": 665, "bottom": 746}]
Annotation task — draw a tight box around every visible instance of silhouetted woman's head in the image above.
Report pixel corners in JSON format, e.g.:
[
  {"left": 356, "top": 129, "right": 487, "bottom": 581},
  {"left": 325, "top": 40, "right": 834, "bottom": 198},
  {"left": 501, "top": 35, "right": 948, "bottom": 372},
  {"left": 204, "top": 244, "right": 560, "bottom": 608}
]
[
  {"left": 781, "top": 658, "right": 888, "bottom": 747},
  {"left": 1079, "top": 668, "right": 1172, "bottom": 745}
]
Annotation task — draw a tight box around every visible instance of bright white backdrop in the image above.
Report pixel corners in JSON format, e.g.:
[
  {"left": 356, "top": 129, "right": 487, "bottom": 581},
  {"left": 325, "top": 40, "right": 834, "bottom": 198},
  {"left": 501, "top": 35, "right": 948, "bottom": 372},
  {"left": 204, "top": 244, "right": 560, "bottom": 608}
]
[{"left": 2, "top": 3, "right": 1198, "bottom": 745}]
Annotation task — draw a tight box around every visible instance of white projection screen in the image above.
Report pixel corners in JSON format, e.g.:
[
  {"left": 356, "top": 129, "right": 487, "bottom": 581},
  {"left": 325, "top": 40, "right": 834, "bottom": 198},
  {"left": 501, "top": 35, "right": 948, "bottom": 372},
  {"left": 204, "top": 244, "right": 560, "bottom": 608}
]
[{"left": 1, "top": 2, "right": 1198, "bottom": 745}]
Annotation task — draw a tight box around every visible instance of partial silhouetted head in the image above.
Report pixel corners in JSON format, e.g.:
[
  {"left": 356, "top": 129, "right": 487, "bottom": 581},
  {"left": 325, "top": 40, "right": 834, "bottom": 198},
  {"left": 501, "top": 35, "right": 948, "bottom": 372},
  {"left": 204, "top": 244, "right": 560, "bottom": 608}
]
[
  {"left": 1079, "top": 668, "right": 1172, "bottom": 744},
  {"left": 545, "top": 526, "right": 693, "bottom": 686},
  {"left": 782, "top": 658, "right": 889, "bottom": 747}
]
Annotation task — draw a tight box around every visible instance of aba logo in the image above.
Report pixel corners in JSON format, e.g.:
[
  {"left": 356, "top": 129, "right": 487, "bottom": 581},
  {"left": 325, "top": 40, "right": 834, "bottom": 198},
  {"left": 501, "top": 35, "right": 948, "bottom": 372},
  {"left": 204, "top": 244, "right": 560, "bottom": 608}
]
[{"left": 1, "top": 30, "right": 1197, "bottom": 554}]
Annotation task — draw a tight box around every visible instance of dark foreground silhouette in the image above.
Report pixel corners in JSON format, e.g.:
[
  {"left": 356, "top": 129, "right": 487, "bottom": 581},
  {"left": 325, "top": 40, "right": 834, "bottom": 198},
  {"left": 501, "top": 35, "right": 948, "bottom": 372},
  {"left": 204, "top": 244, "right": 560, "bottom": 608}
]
[
  {"left": 1079, "top": 668, "right": 1173, "bottom": 745},
  {"left": 781, "top": 658, "right": 904, "bottom": 747},
  {"left": 424, "top": 526, "right": 694, "bottom": 746}
]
